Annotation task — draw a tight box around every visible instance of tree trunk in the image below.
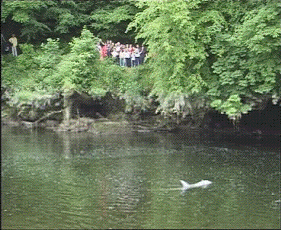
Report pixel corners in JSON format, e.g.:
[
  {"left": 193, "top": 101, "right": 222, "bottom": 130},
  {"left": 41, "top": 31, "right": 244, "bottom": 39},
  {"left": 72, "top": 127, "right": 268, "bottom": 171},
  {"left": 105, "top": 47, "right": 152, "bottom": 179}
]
[{"left": 63, "top": 93, "right": 72, "bottom": 125}]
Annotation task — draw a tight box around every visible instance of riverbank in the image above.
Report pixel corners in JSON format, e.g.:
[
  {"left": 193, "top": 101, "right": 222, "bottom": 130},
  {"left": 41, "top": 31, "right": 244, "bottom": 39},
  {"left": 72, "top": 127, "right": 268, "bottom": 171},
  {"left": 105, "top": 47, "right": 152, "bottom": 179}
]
[
  {"left": 2, "top": 115, "right": 280, "bottom": 148},
  {"left": 1, "top": 114, "right": 176, "bottom": 134}
]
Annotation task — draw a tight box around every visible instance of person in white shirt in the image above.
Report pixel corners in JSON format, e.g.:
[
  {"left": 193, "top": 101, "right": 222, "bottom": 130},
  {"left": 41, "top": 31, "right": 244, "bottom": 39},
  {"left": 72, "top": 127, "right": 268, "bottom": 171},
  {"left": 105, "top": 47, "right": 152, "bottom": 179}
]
[
  {"left": 124, "top": 48, "right": 131, "bottom": 67},
  {"left": 112, "top": 48, "right": 119, "bottom": 64},
  {"left": 131, "top": 50, "right": 136, "bottom": 67},
  {"left": 119, "top": 49, "right": 125, "bottom": 67},
  {"left": 9, "top": 34, "right": 18, "bottom": 56},
  {"left": 134, "top": 45, "right": 140, "bottom": 66}
]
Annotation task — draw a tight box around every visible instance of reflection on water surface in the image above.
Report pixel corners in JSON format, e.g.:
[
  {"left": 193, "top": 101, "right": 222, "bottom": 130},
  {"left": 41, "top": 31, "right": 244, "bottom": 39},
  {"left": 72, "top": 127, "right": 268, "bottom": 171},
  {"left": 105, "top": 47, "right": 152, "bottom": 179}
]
[{"left": 2, "top": 127, "right": 280, "bottom": 229}]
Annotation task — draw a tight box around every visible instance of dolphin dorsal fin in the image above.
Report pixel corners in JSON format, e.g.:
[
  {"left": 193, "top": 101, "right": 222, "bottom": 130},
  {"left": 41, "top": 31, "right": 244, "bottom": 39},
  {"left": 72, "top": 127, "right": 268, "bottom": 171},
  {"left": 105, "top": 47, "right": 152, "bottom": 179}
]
[{"left": 180, "top": 180, "right": 190, "bottom": 190}]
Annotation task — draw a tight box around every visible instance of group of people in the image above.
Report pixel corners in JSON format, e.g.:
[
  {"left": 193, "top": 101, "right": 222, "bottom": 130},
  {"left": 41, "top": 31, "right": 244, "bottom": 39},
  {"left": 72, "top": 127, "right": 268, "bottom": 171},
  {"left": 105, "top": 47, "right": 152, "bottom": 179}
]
[
  {"left": 2, "top": 35, "right": 147, "bottom": 64},
  {"left": 98, "top": 40, "right": 147, "bottom": 67}
]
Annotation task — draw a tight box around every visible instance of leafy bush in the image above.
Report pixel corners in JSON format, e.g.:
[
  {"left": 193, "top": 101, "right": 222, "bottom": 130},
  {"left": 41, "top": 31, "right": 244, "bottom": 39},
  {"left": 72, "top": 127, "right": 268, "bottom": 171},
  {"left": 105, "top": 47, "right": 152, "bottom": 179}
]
[{"left": 128, "top": 0, "right": 281, "bottom": 119}]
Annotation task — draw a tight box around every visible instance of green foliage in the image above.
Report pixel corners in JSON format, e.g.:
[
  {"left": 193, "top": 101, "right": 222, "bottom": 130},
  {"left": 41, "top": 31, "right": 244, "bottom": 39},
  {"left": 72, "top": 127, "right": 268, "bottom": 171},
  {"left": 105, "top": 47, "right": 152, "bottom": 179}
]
[
  {"left": 1, "top": 0, "right": 138, "bottom": 43},
  {"left": 1, "top": 0, "right": 53, "bottom": 23},
  {"left": 2, "top": 43, "right": 41, "bottom": 105},
  {"left": 2, "top": 0, "right": 280, "bottom": 122},
  {"left": 2, "top": 0, "right": 57, "bottom": 41},
  {"left": 46, "top": 27, "right": 100, "bottom": 94},
  {"left": 2, "top": 28, "right": 145, "bottom": 110},
  {"left": 119, "top": 68, "right": 148, "bottom": 112},
  {"left": 210, "top": 95, "right": 252, "bottom": 121},
  {"left": 208, "top": 0, "right": 281, "bottom": 117},
  {"left": 128, "top": 0, "right": 224, "bottom": 116},
  {"left": 2, "top": 28, "right": 100, "bottom": 107},
  {"left": 129, "top": 0, "right": 281, "bottom": 119},
  {"left": 90, "top": 2, "right": 139, "bottom": 42}
]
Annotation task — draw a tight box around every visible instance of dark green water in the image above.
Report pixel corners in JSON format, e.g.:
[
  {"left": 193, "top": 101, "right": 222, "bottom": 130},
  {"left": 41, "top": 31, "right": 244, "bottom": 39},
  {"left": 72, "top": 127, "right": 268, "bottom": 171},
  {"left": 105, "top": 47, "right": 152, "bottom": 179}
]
[{"left": 2, "top": 126, "right": 280, "bottom": 229}]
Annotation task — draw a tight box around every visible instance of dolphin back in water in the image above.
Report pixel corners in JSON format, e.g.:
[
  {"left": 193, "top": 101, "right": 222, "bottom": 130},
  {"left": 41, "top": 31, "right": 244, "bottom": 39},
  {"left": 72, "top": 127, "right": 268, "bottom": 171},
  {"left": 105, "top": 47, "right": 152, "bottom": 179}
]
[{"left": 180, "top": 180, "right": 212, "bottom": 191}]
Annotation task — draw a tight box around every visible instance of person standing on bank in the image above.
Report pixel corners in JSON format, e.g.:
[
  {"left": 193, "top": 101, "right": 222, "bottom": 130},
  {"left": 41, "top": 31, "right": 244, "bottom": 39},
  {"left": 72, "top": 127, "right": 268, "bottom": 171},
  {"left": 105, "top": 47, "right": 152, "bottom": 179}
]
[
  {"left": 140, "top": 44, "right": 147, "bottom": 65},
  {"left": 124, "top": 48, "right": 131, "bottom": 67},
  {"left": 134, "top": 44, "right": 140, "bottom": 66},
  {"left": 9, "top": 34, "right": 18, "bottom": 57}
]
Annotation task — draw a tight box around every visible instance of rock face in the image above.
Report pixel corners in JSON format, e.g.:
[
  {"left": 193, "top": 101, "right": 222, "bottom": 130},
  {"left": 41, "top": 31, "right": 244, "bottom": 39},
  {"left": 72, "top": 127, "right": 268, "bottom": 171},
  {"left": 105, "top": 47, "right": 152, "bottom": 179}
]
[
  {"left": 2, "top": 89, "right": 280, "bottom": 140},
  {"left": 202, "top": 100, "right": 280, "bottom": 136},
  {"left": 68, "top": 91, "right": 126, "bottom": 119}
]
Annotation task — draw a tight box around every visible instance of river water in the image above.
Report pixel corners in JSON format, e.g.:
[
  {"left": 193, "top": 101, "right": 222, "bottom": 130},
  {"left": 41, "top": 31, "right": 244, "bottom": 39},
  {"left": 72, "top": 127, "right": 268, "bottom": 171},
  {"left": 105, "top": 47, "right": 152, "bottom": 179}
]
[{"left": 2, "top": 126, "right": 280, "bottom": 229}]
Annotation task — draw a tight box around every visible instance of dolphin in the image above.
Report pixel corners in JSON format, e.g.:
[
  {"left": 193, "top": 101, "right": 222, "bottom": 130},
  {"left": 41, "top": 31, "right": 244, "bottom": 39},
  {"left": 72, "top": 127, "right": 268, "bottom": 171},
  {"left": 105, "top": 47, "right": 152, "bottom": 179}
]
[{"left": 180, "top": 180, "right": 212, "bottom": 192}]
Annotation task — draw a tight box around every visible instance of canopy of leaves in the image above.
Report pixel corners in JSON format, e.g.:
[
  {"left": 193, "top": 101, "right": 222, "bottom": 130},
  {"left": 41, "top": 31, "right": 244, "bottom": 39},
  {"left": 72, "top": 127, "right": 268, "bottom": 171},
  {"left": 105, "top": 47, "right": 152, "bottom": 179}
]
[
  {"left": 90, "top": 0, "right": 139, "bottom": 43},
  {"left": 128, "top": 0, "right": 281, "bottom": 120},
  {"left": 1, "top": 0, "right": 139, "bottom": 43},
  {"left": 2, "top": 28, "right": 99, "bottom": 106},
  {"left": 2, "top": 27, "right": 147, "bottom": 112},
  {"left": 2, "top": 0, "right": 280, "bottom": 122}
]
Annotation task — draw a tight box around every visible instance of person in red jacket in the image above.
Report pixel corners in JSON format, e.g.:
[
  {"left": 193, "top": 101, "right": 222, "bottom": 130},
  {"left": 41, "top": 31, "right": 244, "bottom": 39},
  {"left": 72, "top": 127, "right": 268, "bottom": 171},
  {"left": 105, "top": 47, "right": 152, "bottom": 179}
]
[{"left": 100, "top": 45, "right": 107, "bottom": 60}]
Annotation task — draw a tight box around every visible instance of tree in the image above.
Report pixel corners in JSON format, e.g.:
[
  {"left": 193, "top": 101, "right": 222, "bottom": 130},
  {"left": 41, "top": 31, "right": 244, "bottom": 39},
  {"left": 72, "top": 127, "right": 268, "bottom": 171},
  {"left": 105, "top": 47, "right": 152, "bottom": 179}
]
[
  {"left": 2, "top": 0, "right": 280, "bottom": 125},
  {"left": 41, "top": 27, "right": 100, "bottom": 123},
  {"left": 2, "top": 27, "right": 101, "bottom": 122},
  {"left": 90, "top": 0, "right": 139, "bottom": 43},
  {"left": 1, "top": 0, "right": 139, "bottom": 43},
  {"left": 208, "top": 0, "right": 281, "bottom": 120},
  {"left": 128, "top": 0, "right": 281, "bottom": 120}
]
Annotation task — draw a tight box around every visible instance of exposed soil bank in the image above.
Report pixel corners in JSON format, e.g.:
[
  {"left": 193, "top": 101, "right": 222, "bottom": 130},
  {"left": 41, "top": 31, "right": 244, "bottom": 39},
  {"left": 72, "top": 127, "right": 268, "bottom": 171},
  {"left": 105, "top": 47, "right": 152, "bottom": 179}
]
[
  {"left": 2, "top": 114, "right": 280, "bottom": 148},
  {"left": 2, "top": 91, "right": 280, "bottom": 146}
]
